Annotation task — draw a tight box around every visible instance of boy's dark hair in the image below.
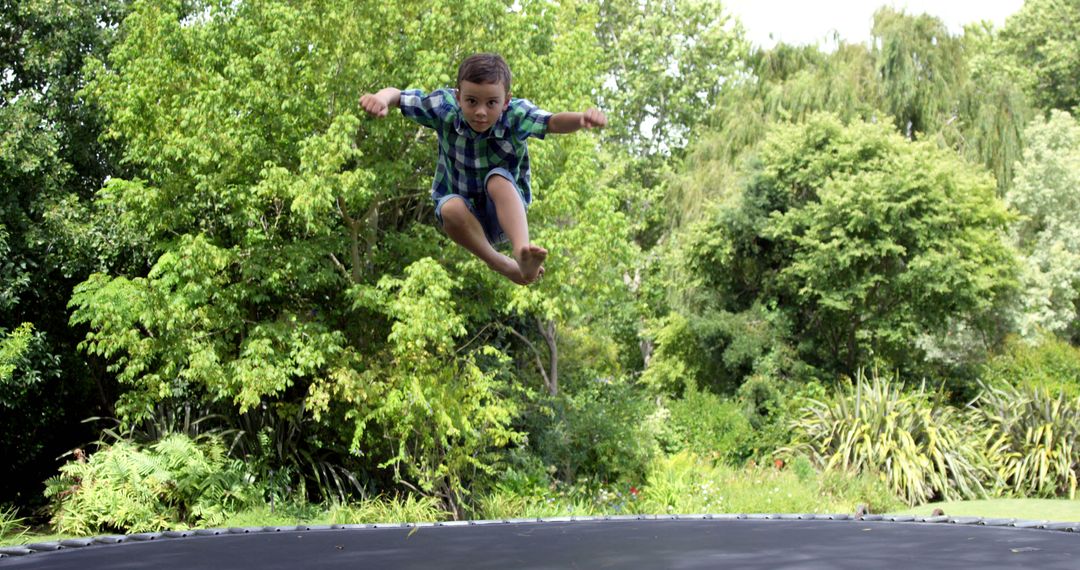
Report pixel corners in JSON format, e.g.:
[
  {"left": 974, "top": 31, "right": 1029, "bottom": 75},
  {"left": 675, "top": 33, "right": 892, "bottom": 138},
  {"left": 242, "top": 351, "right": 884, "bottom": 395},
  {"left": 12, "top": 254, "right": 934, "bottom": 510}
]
[{"left": 457, "top": 53, "right": 512, "bottom": 93}]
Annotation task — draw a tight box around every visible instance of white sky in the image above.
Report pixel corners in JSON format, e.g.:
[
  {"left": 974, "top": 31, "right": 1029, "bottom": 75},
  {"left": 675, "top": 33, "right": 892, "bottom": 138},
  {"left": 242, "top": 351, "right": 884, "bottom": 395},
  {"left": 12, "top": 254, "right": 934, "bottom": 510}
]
[{"left": 723, "top": 0, "right": 1026, "bottom": 48}]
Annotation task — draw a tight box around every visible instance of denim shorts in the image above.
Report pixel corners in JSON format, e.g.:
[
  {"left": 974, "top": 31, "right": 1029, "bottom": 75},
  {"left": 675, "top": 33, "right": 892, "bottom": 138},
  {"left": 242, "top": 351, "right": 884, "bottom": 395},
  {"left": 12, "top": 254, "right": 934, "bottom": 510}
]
[{"left": 433, "top": 168, "right": 527, "bottom": 246}]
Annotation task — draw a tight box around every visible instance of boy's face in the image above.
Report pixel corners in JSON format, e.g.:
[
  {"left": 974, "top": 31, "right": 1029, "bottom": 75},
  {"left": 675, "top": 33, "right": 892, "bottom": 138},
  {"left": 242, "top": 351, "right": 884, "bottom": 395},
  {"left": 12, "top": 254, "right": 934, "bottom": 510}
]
[{"left": 456, "top": 80, "right": 509, "bottom": 133}]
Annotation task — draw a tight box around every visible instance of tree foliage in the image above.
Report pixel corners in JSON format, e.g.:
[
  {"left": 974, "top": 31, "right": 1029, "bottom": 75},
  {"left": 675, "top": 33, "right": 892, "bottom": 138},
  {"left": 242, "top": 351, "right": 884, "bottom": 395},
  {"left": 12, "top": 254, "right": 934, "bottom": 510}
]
[
  {"left": 68, "top": 0, "right": 636, "bottom": 508},
  {"left": 871, "top": 7, "right": 966, "bottom": 139},
  {"left": 594, "top": 0, "right": 747, "bottom": 156},
  {"left": 680, "top": 9, "right": 1030, "bottom": 231},
  {"left": 347, "top": 259, "right": 521, "bottom": 515},
  {"left": 1006, "top": 110, "right": 1080, "bottom": 341},
  {"left": 674, "top": 114, "right": 1016, "bottom": 378},
  {"left": 999, "top": 0, "right": 1080, "bottom": 113},
  {"left": 0, "top": 322, "right": 33, "bottom": 386},
  {"left": 680, "top": 41, "right": 883, "bottom": 227},
  {"left": 0, "top": 0, "right": 129, "bottom": 510},
  {"left": 953, "top": 22, "right": 1032, "bottom": 194}
]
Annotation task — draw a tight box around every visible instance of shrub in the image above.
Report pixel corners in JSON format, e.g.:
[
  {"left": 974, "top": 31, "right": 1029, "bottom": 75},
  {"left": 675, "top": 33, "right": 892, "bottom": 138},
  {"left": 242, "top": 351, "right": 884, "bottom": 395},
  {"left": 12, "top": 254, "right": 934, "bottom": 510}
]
[
  {"left": 227, "top": 402, "right": 365, "bottom": 504},
  {"left": 472, "top": 451, "right": 903, "bottom": 519},
  {"left": 641, "top": 306, "right": 800, "bottom": 398},
  {"left": 974, "top": 382, "right": 1079, "bottom": 499},
  {"left": 44, "top": 433, "right": 261, "bottom": 535},
  {"left": 326, "top": 495, "right": 449, "bottom": 524},
  {"left": 475, "top": 490, "right": 605, "bottom": 520},
  {"left": 527, "top": 377, "right": 656, "bottom": 485},
  {"left": 483, "top": 449, "right": 559, "bottom": 500},
  {"left": 816, "top": 469, "right": 903, "bottom": 514},
  {"left": 633, "top": 452, "right": 732, "bottom": 514},
  {"left": 736, "top": 373, "right": 826, "bottom": 460},
  {"left": 981, "top": 335, "right": 1080, "bottom": 399},
  {"left": 217, "top": 495, "right": 450, "bottom": 527},
  {"left": 658, "top": 387, "right": 754, "bottom": 465},
  {"left": 786, "top": 370, "right": 992, "bottom": 505},
  {"left": 632, "top": 451, "right": 901, "bottom": 515},
  {"left": 471, "top": 449, "right": 618, "bottom": 520},
  {"left": 220, "top": 503, "right": 323, "bottom": 528}
]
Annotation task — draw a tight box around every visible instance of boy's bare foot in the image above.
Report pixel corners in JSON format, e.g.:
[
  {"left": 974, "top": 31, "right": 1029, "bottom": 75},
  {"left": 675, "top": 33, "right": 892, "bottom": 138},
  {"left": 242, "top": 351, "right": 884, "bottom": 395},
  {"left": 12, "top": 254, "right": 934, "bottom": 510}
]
[
  {"left": 490, "top": 255, "right": 530, "bottom": 285},
  {"left": 516, "top": 244, "right": 547, "bottom": 284}
]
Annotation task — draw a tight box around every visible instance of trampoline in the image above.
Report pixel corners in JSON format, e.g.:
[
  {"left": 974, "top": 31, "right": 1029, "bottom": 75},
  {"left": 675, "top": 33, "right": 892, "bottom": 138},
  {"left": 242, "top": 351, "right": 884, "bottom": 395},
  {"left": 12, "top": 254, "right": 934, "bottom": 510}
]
[{"left": 1, "top": 514, "right": 1077, "bottom": 569}]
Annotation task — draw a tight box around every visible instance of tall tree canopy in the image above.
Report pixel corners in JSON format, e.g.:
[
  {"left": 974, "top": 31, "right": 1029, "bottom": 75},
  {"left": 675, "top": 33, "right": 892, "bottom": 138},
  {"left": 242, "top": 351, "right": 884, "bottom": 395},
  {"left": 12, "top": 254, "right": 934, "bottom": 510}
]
[
  {"left": 595, "top": 0, "right": 747, "bottom": 157},
  {"left": 1007, "top": 110, "right": 1080, "bottom": 342},
  {"left": 1, "top": 0, "right": 129, "bottom": 508},
  {"left": 999, "top": 0, "right": 1080, "bottom": 113},
  {"left": 676, "top": 8, "right": 1031, "bottom": 234},
  {"left": 67, "top": 0, "right": 636, "bottom": 510},
  {"left": 871, "top": 7, "right": 966, "bottom": 139},
  {"left": 658, "top": 114, "right": 1016, "bottom": 386}
]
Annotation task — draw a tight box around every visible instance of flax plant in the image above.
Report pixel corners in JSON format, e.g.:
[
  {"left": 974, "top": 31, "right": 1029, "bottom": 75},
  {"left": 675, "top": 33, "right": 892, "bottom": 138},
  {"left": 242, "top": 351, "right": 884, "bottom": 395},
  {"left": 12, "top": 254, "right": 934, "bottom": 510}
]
[
  {"left": 0, "top": 507, "right": 28, "bottom": 544},
  {"left": 787, "top": 370, "right": 991, "bottom": 506},
  {"left": 974, "top": 383, "right": 1079, "bottom": 499}
]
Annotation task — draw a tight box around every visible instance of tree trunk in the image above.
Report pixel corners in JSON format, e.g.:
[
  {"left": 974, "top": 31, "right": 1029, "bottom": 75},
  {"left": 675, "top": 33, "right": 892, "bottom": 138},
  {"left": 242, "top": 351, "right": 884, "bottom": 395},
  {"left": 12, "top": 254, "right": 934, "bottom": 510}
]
[
  {"left": 336, "top": 197, "right": 381, "bottom": 283},
  {"left": 362, "top": 202, "right": 379, "bottom": 275},
  {"left": 336, "top": 195, "right": 361, "bottom": 283},
  {"left": 538, "top": 318, "right": 558, "bottom": 396},
  {"left": 640, "top": 337, "right": 654, "bottom": 367},
  {"left": 507, "top": 325, "right": 554, "bottom": 395}
]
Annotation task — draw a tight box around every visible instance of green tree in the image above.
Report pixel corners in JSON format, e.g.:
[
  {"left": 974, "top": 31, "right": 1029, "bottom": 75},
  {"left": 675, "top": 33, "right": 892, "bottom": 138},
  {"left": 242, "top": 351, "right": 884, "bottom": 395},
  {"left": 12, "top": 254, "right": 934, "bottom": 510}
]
[
  {"left": 682, "top": 9, "right": 1030, "bottom": 231},
  {"left": 1006, "top": 110, "right": 1080, "bottom": 341},
  {"left": 70, "top": 0, "right": 629, "bottom": 508},
  {"left": 0, "top": 322, "right": 32, "bottom": 385},
  {"left": 589, "top": 0, "right": 750, "bottom": 376},
  {"left": 346, "top": 259, "right": 521, "bottom": 518},
  {"left": 680, "top": 41, "right": 882, "bottom": 228},
  {"left": 871, "top": 7, "right": 966, "bottom": 139},
  {"left": 503, "top": 138, "right": 639, "bottom": 396},
  {"left": 949, "top": 22, "right": 1032, "bottom": 194},
  {"left": 669, "top": 114, "right": 1016, "bottom": 381},
  {"left": 594, "top": 0, "right": 748, "bottom": 157},
  {"left": 1, "top": 0, "right": 129, "bottom": 511},
  {"left": 999, "top": 0, "right": 1080, "bottom": 113}
]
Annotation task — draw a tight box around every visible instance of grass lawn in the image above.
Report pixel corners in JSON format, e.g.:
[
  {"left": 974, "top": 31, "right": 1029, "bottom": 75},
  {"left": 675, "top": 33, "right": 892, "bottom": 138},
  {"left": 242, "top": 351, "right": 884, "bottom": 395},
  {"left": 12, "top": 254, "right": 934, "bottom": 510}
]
[
  {"left": 1, "top": 532, "right": 71, "bottom": 547},
  {"left": 896, "top": 498, "right": 1080, "bottom": 521}
]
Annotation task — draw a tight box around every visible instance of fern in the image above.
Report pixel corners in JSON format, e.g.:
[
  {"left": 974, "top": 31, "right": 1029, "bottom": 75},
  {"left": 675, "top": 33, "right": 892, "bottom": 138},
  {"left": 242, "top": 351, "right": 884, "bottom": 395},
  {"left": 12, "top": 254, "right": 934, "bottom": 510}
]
[{"left": 45, "top": 434, "right": 260, "bottom": 535}]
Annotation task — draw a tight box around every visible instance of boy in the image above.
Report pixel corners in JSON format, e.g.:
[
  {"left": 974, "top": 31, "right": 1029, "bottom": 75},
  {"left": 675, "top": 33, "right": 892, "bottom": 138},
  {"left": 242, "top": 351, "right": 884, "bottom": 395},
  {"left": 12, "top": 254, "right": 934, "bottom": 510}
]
[{"left": 360, "top": 53, "right": 606, "bottom": 285}]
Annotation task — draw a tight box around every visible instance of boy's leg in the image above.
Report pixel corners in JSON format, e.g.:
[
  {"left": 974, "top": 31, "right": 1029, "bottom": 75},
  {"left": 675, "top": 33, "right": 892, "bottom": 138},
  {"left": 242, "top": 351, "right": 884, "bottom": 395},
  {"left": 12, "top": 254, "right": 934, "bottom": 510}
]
[
  {"left": 486, "top": 174, "right": 546, "bottom": 283},
  {"left": 438, "top": 196, "right": 529, "bottom": 285}
]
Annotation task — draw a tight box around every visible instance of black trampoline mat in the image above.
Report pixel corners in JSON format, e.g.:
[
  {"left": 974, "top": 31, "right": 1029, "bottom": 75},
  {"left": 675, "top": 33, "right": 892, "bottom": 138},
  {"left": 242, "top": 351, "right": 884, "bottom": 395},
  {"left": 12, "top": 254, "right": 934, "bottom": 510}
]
[{"left": 2, "top": 519, "right": 1078, "bottom": 569}]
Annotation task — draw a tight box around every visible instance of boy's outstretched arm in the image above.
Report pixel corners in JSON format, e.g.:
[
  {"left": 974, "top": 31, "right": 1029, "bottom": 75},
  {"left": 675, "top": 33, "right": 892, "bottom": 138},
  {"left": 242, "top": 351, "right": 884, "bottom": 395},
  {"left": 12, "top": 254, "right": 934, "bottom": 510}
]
[
  {"left": 547, "top": 108, "right": 607, "bottom": 134},
  {"left": 359, "top": 88, "right": 402, "bottom": 118}
]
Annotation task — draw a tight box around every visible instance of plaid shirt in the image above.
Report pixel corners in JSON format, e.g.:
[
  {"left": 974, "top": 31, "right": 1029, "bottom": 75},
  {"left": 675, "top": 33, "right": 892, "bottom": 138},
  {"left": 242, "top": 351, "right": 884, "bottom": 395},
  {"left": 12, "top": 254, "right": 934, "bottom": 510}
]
[{"left": 399, "top": 88, "right": 552, "bottom": 205}]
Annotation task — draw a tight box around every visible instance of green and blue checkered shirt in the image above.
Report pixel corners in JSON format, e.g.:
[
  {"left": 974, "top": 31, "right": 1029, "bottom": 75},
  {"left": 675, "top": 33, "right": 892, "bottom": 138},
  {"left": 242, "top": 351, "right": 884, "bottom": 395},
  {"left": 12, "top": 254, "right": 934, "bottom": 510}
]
[{"left": 399, "top": 88, "right": 552, "bottom": 206}]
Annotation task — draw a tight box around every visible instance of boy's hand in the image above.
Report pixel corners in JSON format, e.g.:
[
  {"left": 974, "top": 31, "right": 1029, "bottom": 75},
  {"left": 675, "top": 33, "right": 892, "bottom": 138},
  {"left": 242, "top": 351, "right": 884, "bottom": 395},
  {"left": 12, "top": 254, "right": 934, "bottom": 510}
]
[
  {"left": 581, "top": 108, "right": 607, "bottom": 129},
  {"left": 360, "top": 93, "right": 389, "bottom": 118}
]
